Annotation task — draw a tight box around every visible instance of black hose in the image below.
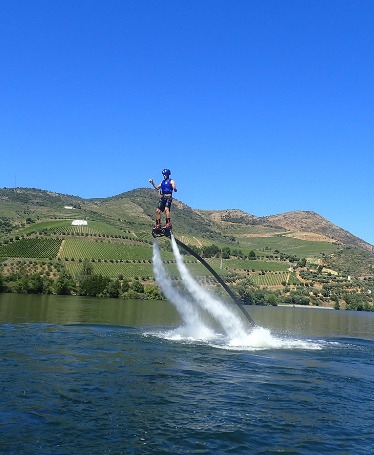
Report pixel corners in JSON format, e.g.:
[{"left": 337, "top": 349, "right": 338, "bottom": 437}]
[{"left": 173, "top": 237, "right": 256, "bottom": 327}]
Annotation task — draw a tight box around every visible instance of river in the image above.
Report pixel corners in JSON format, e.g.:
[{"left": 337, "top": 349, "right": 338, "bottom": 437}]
[{"left": 0, "top": 294, "right": 373, "bottom": 454}]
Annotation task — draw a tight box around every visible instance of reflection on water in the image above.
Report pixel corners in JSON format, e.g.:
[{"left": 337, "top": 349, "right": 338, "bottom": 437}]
[
  {"left": 249, "top": 304, "right": 374, "bottom": 341},
  {"left": 0, "top": 293, "right": 373, "bottom": 341},
  {"left": 0, "top": 293, "right": 180, "bottom": 327}
]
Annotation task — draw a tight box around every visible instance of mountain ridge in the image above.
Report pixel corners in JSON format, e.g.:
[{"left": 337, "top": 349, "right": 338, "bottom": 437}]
[
  {"left": 194, "top": 208, "right": 373, "bottom": 253},
  {"left": 0, "top": 187, "right": 372, "bottom": 253}
]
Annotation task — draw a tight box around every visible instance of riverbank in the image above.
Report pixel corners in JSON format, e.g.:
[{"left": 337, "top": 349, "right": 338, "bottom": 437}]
[{"left": 278, "top": 304, "right": 334, "bottom": 309}]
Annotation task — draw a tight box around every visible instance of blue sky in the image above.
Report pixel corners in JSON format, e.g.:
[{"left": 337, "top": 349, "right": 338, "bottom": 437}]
[{"left": 1, "top": 0, "right": 373, "bottom": 245}]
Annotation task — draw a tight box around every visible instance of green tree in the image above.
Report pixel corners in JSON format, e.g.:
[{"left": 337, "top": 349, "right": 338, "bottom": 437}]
[
  {"left": 121, "top": 279, "right": 130, "bottom": 292},
  {"left": 202, "top": 244, "right": 220, "bottom": 258},
  {"left": 55, "top": 271, "right": 75, "bottom": 295},
  {"left": 14, "top": 277, "right": 29, "bottom": 294},
  {"left": 252, "top": 289, "right": 267, "bottom": 305},
  {"left": 221, "top": 247, "right": 231, "bottom": 259},
  {"left": 284, "top": 290, "right": 310, "bottom": 306},
  {"left": 130, "top": 279, "right": 144, "bottom": 294},
  {"left": 107, "top": 279, "right": 121, "bottom": 298},
  {"left": 235, "top": 278, "right": 254, "bottom": 304},
  {"left": 28, "top": 273, "right": 44, "bottom": 294},
  {"left": 145, "top": 286, "right": 163, "bottom": 300},
  {"left": 82, "top": 258, "right": 94, "bottom": 276},
  {"left": 265, "top": 293, "right": 278, "bottom": 306},
  {"left": 79, "top": 274, "right": 110, "bottom": 297},
  {"left": 333, "top": 296, "right": 340, "bottom": 310}
]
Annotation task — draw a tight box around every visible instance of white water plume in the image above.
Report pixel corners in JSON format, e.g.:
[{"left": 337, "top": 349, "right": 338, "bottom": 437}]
[
  {"left": 152, "top": 239, "right": 214, "bottom": 340},
  {"left": 153, "top": 236, "right": 322, "bottom": 351},
  {"left": 170, "top": 235, "right": 249, "bottom": 341}
]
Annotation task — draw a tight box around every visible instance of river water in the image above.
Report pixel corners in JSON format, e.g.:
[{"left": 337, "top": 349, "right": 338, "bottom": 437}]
[{"left": 0, "top": 293, "right": 373, "bottom": 454}]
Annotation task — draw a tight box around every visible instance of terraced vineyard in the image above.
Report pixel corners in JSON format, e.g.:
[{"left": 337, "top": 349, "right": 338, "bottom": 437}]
[
  {"left": 20, "top": 220, "right": 132, "bottom": 238},
  {"left": 221, "top": 258, "right": 290, "bottom": 272},
  {"left": 64, "top": 255, "right": 225, "bottom": 280},
  {"left": 59, "top": 238, "right": 160, "bottom": 261},
  {"left": 0, "top": 238, "right": 62, "bottom": 258},
  {"left": 65, "top": 261, "right": 154, "bottom": 280},
  {"left": 251, "top": 271, "right": 290, "bottom": 287}
]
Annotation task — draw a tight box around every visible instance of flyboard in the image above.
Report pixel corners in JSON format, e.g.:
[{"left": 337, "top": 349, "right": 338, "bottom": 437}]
[
  {"left": 152, "top": 226, "right": 172, "bottom": 239},
  {"left": 152, "top": 226, "right": 256, "bottom": 327}
]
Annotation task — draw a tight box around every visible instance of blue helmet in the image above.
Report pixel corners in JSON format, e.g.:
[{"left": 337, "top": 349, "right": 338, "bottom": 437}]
[{"left": 162, "top": 168, "right": 171, "bottom": 176}]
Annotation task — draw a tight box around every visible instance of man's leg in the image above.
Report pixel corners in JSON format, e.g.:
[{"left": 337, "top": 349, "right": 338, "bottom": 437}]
[
  {"left": 155, "top": 208, "right": 161, "bottom": 228},
  {"left": 165, "top": 207, "right": 171, "bottom": 228}
]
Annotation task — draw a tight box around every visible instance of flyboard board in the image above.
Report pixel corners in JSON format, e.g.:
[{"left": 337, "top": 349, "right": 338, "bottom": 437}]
[{"left": 152, "top": 226, "right": 172, "bottom": 238}]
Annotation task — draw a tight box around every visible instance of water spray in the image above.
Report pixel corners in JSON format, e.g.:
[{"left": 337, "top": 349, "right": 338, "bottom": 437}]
[
  {"left": 152, "top": 238, "right": 214, "bottom": 339},
  {"left": 169, "top": 234, "right": 250, "bottom": 339}
]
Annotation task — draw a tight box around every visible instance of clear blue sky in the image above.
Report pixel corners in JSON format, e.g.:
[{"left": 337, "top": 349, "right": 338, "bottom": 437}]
[{"left": 1, "top": 0, "right": 373, "bottom": 245}]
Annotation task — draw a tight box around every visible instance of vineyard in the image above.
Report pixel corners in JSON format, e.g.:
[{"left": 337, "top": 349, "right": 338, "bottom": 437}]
[
  {"left": 64, "top": 256, "right": 225, "bottom": 281},
  {"left": 0, "top": 234, "right": 300, "bottom": 287},
  {"left": 0, "top": 238, "right": 62, "bottom": 258},
  {"left": 251, "top": 271, "right": 290, "bottom": 287},
  {"left": 219, "top": 258, "right": 290, "bottom": 272},
  {"left": 59, "top": 238, "right": 163, "bottom": 261},
  {"left": 0, "top": 232, "right": 315, "bottom": 291},
  {"left": 20, "top": 220, "right": 133, "bottom": 238},
  {"left": 65, "top": 261, "right": 154, "bottom": 280},
  {"left": 236, "top": 236, "right": 339, "bottom": 256}
]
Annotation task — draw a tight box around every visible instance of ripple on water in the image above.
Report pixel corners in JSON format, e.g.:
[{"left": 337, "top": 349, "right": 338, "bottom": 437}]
[{"left": 1, "top": 320, "right": 373, "bottom": 454}]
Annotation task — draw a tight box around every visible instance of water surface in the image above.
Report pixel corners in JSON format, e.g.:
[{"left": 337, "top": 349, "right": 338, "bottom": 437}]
[{"left": 1, "top": 294, "right": 373, "bottom": 454}]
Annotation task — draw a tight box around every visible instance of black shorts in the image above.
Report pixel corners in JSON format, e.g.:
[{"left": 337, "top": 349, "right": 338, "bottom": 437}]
[{"left": 157, "top": 195, "right": 173, "bottom": 212}]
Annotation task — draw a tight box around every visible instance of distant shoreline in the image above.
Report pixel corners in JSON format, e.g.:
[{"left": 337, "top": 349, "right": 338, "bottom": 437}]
[{"left": 277, "top": 304, "right": 334, "bottom": 310}]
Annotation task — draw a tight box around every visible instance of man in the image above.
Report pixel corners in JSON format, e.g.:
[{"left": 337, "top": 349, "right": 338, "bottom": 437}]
[{"left": 149, "top": 168, "right": 177, "bottom": 229}]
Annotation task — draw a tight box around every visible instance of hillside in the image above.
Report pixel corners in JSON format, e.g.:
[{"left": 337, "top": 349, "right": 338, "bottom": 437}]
[
  {"left": 0, "top": 187, "right": 373, "bottom": 310},
  {"left": 1, "top": 187, "right": 372, "bottom": 249},
  {"left": 196, "top": 208, "right": 373, "bottom": 253}
]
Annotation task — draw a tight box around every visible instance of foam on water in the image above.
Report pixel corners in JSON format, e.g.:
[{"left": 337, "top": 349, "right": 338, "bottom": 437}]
[
  {"left": 220, "top": 326, "right": 323, "bottom": 350},
  {"left": 148, "top": 326, "right": 324, "bottom": 351}
]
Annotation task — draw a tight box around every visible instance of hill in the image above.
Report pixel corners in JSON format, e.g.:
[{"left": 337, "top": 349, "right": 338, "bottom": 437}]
[
  {"left": 0, "top": 187, "right": 373, "bottom": 310},
  {"left": 1, "top": 186, "right": 372, "bottom": 249},
  {"left": 196, "top": 208, "right": 373, "bottom": 253}
]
